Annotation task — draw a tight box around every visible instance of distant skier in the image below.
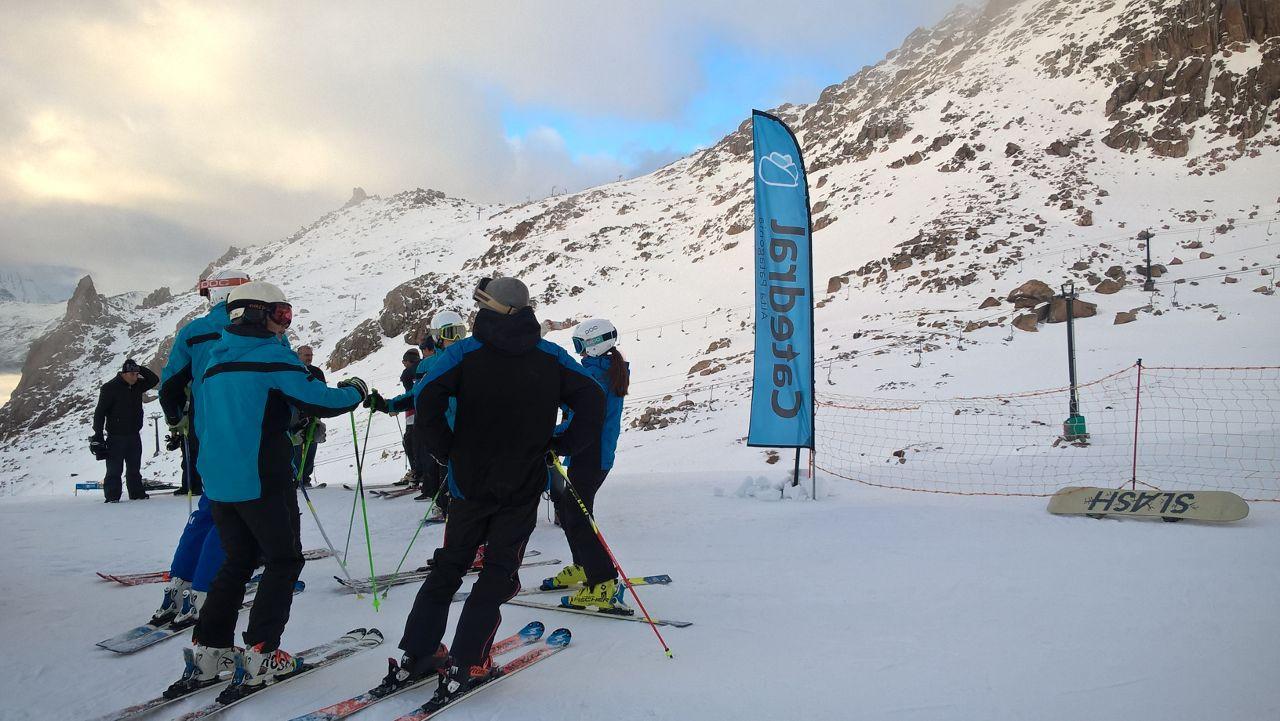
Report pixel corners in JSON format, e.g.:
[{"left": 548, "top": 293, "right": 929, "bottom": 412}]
[
  {"left": 152, "top": 269, "right": 252, "bottom": 628},
  {"left": 366, "top": 276, "right": 604, "bottom": 703},
  {"left": 290, "top": 344, "right": 326, "bottom": 487},
  {"left": 173, "top": 281, "right": 367, "bottom": 698},
  {"left": 399, "top": 348, "right": 423, "bottom": 489},
  {"left": 91, "top": 358, "right": 159, "bottom": 502},
  {"left": 543, "top": 318, "right": 630, "bottom": 610}
]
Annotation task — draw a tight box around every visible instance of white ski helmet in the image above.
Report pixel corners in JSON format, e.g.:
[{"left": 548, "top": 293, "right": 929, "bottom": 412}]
[
  {"left": 430, "top": 310, "right": 467, "bottom": 343},
  {"left": 572, "top": 318, "right": 618, "bottom": 357},
  {"left": 227, "top": 281, "right": 291, "bottom": 327},
  {"left": 198, "top": 269, "right": 251, "bottom": 305}
]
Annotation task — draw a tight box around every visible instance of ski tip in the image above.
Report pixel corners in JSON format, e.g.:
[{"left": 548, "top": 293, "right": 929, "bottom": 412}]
[
  {"left": 295, "top": 580, "right": 306, "bottom": 591},
  {"left": 367, "top": 628, "right": 384, "bottom": 641},
  {"left": 519, "top": 620, "right": 545, "bottom": 640},
  {"left": 546, "top": 628, "right": 572, "bottom": 647},
  {"left": 645, "top": 574, "right": 673, "bottom": 584}
]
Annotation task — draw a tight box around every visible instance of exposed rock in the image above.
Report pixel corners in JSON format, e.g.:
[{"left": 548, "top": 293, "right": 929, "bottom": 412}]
[
  {"left": 140, "top": 287, "right": 173, "bottom": 309},
  {"left": 1114, "top": 311, "right": 1138, "bottom": 325},
  {"left": 979, "top": 296, "right": 1001, "bottom": 309},
  {"left": 1224, "top": 276, "right": 1238, "bottom": 283},
  {"left": 328, "top": 318, "right": 383, "bottom": 372},
  {"left": 1004, "top": 142, "right": 1022, "bottom": 156},
  {"left": 1254, "top": 285, "right": 1275, "bottom": 294},
  {"left": 705, "top": 338, "right": 731, "bottom": 353},
  {"left": 1169, "top": 256, "right": 1183, "bottom": 265},
  {"left": 1071, "top": 260, "right": 1090, "bottom": 271},
  {"left": 1012, "top": 313, "right": 1040, "bottom": 332},
  {"left": 1046, "top": 140, "right": 1072, "bottom": 157},
  {"left": 1106, "top": 265, "right": 1126, "bottom": 280},
  {"left": 342, "top": 187, "right": 369, "bottom": 209},
  {"left": 1095, "top": 278, "right": 1124, "bottom": 294},
  {"left": 1046, "top": 297, "right": 1098, "bottom": 323},
  {"left": 1007, "top": 279, "right": 1054, "bottom": 308},
  {"left": 826, "top": 275, "right": 847, "bottom": 294},
  {"left": 1199, "top": 251, "right": 1215, "bottom": 259},
  {"left": 1075, "top": 209, "right": 1093, "bottom": 226}
]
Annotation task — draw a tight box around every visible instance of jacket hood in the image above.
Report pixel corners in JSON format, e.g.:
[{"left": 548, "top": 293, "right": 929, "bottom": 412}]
[{"left": 473, "top": 306, "right": 542, "bottom": 355}]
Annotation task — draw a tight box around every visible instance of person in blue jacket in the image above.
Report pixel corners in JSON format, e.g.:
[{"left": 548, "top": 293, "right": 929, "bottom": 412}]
[
  {"left": 150, "top": 269, "right": 253, "bottom": 629},
  {"left": 171, "top": 281, "right": 368, "bottom": 698},
  {"left": 542, "top": 318, "right": 629, "bottom": 610}
]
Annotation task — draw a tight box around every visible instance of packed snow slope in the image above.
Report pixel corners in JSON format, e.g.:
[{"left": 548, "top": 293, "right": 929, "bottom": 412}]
[
  {"left": 1, "top": 466, "right": 1277, "bottom": 721},
  {"left": 1, "top": 0, "right": 1277, "bottom": 494}
]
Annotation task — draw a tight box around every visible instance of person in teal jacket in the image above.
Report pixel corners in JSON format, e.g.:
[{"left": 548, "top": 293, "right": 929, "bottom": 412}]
[
  {"left": 542, "top": 318, "right": 630, "bottom": 610},
  {"left": 175, "top": 281, "right": 368, "bottom": 698}
]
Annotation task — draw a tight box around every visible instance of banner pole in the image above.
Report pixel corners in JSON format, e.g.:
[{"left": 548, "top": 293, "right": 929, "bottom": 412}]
[{"left": 792, "top": 448, "right": 801, "bottom": 488}]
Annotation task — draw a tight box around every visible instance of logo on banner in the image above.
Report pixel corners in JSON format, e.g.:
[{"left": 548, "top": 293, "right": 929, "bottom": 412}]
[{"left": 758, "top": 151, "right": 800, "bottom": 188}]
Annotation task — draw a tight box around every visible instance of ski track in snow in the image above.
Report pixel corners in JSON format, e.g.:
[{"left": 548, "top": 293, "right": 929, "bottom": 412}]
[{"left": 1, "top": 463, "right": 1278, "bottom": 720}]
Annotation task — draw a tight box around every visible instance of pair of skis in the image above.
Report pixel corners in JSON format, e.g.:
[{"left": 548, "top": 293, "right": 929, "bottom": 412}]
[
  {"left": 96, "top": 548, "right": 334, "bottom": 586},
  {"left": 333, "top": 551, "right": 550, "bottom": 594},
  {"left": 96, "top": 581, "right": 306, "bottom": 654},
  {"left": 89, "top": 627, "right": 384, "bottom": 721},
  {"left": 288, "top": 621, "right": 571, "bottom": 721}
]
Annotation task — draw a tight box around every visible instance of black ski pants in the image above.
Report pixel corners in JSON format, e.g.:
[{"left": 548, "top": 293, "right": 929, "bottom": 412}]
[
  {"left": 179, "top": 433, "right": 203, "bottom": 495},
  {"left": 555, "top": 465, "right": 616, "bottom": 585},
  {"left": 402, "top": 424, "right": 421, "bottom": 483},
  {"left": 399, "top": 497, "right": 535, "bottom": 669},
  {"left": 103, "top": 433, "right": 145, "bottom": 501},
  {"left": 419, "top": 451, "right": 451, "bottom": 513},
  {"left": 195, "top": 490, "right": 303, "bottom": 651}
]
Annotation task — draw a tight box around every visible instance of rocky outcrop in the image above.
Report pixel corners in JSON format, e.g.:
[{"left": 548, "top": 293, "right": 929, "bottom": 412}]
[
  {"left": 0, "top": 276, "right": 118, "bottom": 438},
  {"left": 140, "top": 287, "right": 173, "bottom": 309},
  {"left": 328, "top": 318, "right": 383, "bottom": 372},
  {"left": 1013, "top": 313, "right": 1040, "bottom": 332},
  {"left": 1114, "top": 311, "right": 1138, "bottom": 324},
  {"left": 343, "top": 187, "right": 369, "bottom": 209},
  {"left": 1045, "top": 297, "right": 1098, "bottom": 323},
  {"left": 1007, "top": 279, "right": 1055, "bottom": 308}
]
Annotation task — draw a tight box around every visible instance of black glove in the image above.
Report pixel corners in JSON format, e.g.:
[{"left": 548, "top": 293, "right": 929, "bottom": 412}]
[
  {"left": 363, "top": 389, "right": 388, "bottom": 413},
  {"left": 164, "top": 433, "right": 183, "bottom": 452},
  {"left": 337, "top": 377, "right": 368, "bottom": 402},
  {"left": 89, "top": 437, "right": 108, "bottom": 461}
]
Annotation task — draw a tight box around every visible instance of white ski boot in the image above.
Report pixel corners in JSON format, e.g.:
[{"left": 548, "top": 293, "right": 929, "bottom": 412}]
[
  {"left": 172, "top": 588, "right": 206, "bottom": 628},
  {"left": 240, "top": 642, "right": 301, "bottom": 686},
  {"left": 150, "top": 578, "right": 191, "bottom": 625},
  {"left": 164, "top": 644, "right": 235, "bottom": 698}
]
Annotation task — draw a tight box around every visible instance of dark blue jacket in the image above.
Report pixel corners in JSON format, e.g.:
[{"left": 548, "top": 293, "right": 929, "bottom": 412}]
[
  {"left": 196, "top": 326, "right": 361, "bottom": 502},
  {"left": 555, "top": 353, "right": 627, "bottom": 469}
]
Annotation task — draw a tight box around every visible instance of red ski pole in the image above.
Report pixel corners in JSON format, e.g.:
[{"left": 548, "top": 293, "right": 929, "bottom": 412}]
[{"left": 550, "top": 454, "right": 673, "bottom": 659}]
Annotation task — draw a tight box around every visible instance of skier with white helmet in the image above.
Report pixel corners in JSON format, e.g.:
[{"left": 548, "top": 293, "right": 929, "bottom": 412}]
[
  {"left": 542, "top": 318, "right": 630, "bottom": 611},
  {"left": 147, "top": 269, "right": 253, "bottom": 631},
  {"left": 167, "top": 281, "right": 368, "bottom": 700},
  {"left": 371, "top": 309, "right": 468, "bottom": 508}
]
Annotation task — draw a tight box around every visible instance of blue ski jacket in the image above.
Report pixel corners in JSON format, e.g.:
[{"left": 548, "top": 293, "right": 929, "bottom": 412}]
[
  {"left": 555, "top": 353, "right": 627, "bottom": 470},
  {"left": 388, "top": 349, "right": 456, "bottom": 430},
  {"left": 196, "top": 326, "right": 361, "bottom": 502}
]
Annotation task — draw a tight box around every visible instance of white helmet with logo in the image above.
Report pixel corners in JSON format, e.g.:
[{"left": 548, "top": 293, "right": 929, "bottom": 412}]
[
  {"left": 572, "top": 318, "right": 618, "bottom": 357},
  {"left": 430, "top": 310, "right": 467, "bottom": 344},
  {"left": 198, "top": 269, "right": 251, "bottom": 305},
  {"left": 227, "top": 281, "right": 291, "bottom": 327}
]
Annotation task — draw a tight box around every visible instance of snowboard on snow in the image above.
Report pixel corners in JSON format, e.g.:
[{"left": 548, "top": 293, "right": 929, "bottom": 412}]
[{"left": 1047, "top": 486, "right": 1249, "bottom": 522}]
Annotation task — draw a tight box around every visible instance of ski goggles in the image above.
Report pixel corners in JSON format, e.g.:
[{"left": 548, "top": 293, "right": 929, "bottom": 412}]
[
  {"left": 474, "top": 277, "right": 517, "bottom": 315},
  {"left": 197, "top": 276, "right": 249, "bottom": 297},
  {"left": 573, "top": 330, "right": 617, "bottom": 355},
  {"left": 435, "top": 323, "right": 466, "bottom": 342}
]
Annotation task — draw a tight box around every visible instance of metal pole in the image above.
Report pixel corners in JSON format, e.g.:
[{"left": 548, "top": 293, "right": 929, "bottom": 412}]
[
  {"left": 1064, "top": 282, "right": 1079, "bottom": 418},
  {"left": 150, "top": 414, "right": 161, "bottom": 456},
  {"left": 1130, "top": 359, "right": 1143, "bottom": 491},
  {"left": 791, "top": 448, "right": 801, "bottom": 488},
  {"left": 1139, "top": 230, "right": 1155, "bottom": 291}
]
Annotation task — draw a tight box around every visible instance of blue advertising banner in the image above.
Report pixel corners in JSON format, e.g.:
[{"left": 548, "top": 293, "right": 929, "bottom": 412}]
[{"left": 747, "top": 110, "right": 814, "bottom": 449}]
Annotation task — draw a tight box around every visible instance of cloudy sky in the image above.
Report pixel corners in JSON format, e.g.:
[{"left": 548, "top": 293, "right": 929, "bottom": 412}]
[{"left": 0, "top": 0, "right": 955, "bottom": 295}]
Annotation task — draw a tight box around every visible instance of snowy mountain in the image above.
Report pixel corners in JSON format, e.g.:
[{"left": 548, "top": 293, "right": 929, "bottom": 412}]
[
  {"left": 0, "top": 264, "right": 84, "bottom": 371},
  {"left": 0, "top": 0, "right": 1277, "bottom": 495},
  {"left": 0, "top": 263, "right": 86, "bottom": 304}
]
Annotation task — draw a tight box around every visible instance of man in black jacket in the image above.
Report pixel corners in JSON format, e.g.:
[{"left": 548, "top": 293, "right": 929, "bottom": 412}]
[
  {"left": 367, "top": 276, "right": 604, "bottom": 701},
  {"left": 290, "top": 345, "right": 327, "bottom": 487},
  {"left": 92, "top": 359, "right": 160, "bottom": 502}
]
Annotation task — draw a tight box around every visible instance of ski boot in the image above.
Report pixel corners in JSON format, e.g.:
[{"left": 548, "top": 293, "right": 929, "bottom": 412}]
[
  {"left": 564, "top": 578, "right": 632, "bottom": 614},
  {"left": 423, "top": 658, "right": 495, "bottom": 711},
  {"left": 171, "top": 589, "right": 205, "bottom": 629},
  {"left": 371, "top": 643, "right": 450, "bottom": 698},
  {"left": 540, "top": 564, "right": 586, "bottom": 591},
  {"left": 163, "top": 644, "right": 236, "bottom": 698},
  {"left": 237, "top": 642, "right": 302, "bottom": 687},
  {"left": 395, "top": 471, "right": 412, "bottom": 486},
  {"left": 150, "top": 578, "right": 191, "bottom": 626}
]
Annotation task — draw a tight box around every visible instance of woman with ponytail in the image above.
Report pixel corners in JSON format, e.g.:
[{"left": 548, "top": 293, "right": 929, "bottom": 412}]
[{"left": 543, "top": 318, "right": 630, "bottom": 610}]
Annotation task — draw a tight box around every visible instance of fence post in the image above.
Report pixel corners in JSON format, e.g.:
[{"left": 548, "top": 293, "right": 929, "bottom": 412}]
[{"left": 1130, "top": 359, "right": 1144, "bottom": 491}]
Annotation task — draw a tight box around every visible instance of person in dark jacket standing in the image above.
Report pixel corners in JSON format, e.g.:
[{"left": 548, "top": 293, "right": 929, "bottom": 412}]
[
  {"left": 365, "top": 276, "right": 604, "bottom": 703},
  {"left": 290, "top": 345, "right": 326, "bottom": 487},
  {"left": 399, "top": 348, "right": 423, "bottom": 489},
  {"left": 92, "top": 359, "right": 159, "bottom": 502}
]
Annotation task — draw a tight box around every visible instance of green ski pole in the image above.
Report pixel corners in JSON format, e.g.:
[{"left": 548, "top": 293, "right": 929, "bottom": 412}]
[{"left": 348, "top": 410, "right": 381, "bottom": 610}]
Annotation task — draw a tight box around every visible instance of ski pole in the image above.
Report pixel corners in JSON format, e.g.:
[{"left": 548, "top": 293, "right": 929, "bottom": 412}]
[
  {"left": 181, "top": 431, "right": 193, "bottom": 515},
  {"left": 392, "top": 413, "right": 408, "bottom": 471},
  {"left": 343, "top": 408, "right": 375, "bottom": 560},
  {"left": 349, "top": 410, "right": 381, "bottom": 610},
  {"left": 297, "top": 420, "right": 360, "bottom": 586},
  {"left": 549, "top": 454, "right": 673, "bottom": 659},
  {"left": 383, "top": 484, "right": 444, "bottom": 598}
]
